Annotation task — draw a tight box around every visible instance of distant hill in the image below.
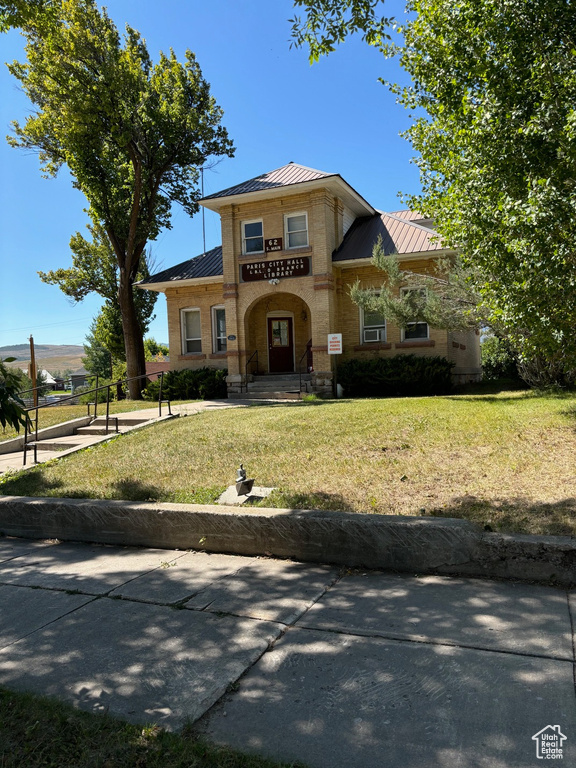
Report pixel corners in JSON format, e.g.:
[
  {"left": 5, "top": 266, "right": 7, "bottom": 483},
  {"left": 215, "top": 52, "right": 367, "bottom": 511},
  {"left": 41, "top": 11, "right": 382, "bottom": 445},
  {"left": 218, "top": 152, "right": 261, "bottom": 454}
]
[{"left": 1, "top": 344, "right": 85, "bottom": 374}]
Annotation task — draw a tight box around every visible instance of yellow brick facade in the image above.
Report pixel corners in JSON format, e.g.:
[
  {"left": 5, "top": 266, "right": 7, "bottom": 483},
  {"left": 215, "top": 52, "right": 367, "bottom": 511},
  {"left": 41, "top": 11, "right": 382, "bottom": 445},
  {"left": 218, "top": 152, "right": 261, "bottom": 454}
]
[{"left": 149, "top": 171, "right": 481, "bottom": 391}]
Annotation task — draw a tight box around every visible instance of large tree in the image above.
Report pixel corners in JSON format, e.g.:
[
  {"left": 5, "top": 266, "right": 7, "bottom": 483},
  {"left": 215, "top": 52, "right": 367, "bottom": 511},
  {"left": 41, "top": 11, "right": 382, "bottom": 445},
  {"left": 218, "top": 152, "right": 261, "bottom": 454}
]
[
  {"left": 7, "top": 0, "right": 234, "bottom": 396},
  {"left": 39, "top": 209, "right": 158, "bottom": 362},
  {"left": 291, "top": 0, "right": 576, "bottom": 366}
]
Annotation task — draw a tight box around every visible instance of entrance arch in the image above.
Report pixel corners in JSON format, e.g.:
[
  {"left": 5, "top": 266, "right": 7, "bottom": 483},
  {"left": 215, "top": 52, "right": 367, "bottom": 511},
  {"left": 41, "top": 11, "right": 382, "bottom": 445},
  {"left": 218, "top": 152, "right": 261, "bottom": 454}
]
[{"left": 245, "top": 292, "right": 311, "bottom": 375}]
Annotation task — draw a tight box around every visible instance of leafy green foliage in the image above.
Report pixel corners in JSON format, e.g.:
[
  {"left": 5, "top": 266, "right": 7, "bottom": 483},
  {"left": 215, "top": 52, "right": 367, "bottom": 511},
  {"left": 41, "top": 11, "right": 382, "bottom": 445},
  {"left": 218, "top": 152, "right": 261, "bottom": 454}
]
[
  {"left": 0, "top": 358, "right": 28, "bottom": 432},
  {"left": 291, "top": 0, "right": 576, "bottom": 367},
  {"left": 481, "top": 337, "right": 521, "bottom": 382},
  {"left": 396, "top": 0, "right": 576, "bottom": 366},
  {"left": 7, "top": 0, "right": 234, "bottom": 396},
  {"left": 290, "top": 0, "right": 393, "bottom": 62},
  {"left": 143, "top": 368, "right": 227, "bottom": 401},
  {"left": 338, "top": 354, "right": 454, "bottom": 397},
  {"left": 144, "top": 337, "right": 169, "bottom": 361},
  {"left": 351, "top": 236, "right": 485, "bottom": 332},
  {"left": 76, "top": 378, "right": 117, "bottom": 404}
]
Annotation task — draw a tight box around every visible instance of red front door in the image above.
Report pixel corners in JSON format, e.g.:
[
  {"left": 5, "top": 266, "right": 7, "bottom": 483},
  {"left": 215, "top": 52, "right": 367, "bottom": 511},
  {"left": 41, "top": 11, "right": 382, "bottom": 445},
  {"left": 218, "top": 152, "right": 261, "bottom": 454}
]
[{"left": 268, "top": 317, "right": 294, "bottom": 373}]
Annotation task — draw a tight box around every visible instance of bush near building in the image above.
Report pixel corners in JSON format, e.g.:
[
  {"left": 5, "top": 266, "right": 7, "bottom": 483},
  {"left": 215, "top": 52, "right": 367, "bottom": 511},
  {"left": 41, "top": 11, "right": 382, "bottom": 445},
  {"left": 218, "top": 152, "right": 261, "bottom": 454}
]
[{"left": 338, "top": 355, "right": 454, "bottom": 398}]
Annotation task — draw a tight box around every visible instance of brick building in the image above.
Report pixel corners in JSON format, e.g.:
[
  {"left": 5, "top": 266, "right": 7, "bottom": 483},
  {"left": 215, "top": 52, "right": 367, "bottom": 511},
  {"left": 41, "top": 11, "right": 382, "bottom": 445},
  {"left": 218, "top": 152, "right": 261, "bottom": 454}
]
[{"left": 139, "top": 163, "right": 481, "bottom": 397}]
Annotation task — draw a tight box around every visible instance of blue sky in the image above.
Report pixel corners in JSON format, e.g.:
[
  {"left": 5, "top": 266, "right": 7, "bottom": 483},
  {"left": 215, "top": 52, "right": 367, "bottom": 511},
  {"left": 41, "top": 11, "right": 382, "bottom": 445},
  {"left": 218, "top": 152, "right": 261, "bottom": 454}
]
[{"left": 0, "top": 0, "right": 417, "bottom": 350}]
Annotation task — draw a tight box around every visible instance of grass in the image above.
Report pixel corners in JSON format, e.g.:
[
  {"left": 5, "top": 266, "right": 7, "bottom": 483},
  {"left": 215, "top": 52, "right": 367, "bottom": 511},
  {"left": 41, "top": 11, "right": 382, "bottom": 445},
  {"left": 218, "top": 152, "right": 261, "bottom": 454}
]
[
  {"left": 1, "top": 390, "right": 576, "bottom": 536},
  {"left": 0, "top": 400, "right": 180, "bottom": 444},
  {"left": 0, "top": 686, "right": 303, "bottom": 768}
]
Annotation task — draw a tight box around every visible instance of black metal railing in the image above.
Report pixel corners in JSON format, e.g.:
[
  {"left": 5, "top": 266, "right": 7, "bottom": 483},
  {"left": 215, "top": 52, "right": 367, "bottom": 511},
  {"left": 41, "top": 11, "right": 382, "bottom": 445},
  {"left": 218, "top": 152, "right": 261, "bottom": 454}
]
[
  {"left": 22, "top": 371, "right": 171, "bottom": 466},
  {"left": 298, "top": 339, "right": 313, "bottom": 398},
  {"left": 242, "top": 350, "right": 259, "bottom": 394}
]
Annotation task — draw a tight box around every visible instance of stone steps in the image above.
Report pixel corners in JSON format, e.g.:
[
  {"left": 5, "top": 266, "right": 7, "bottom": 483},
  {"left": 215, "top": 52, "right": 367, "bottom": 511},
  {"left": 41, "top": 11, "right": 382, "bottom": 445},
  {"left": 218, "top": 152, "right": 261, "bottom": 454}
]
[
  {"left": 235, "top": 374, "right": 308, "bottom": 401},
  {"left": 229, "top": 391, "right": 301, "bottom": 401}
]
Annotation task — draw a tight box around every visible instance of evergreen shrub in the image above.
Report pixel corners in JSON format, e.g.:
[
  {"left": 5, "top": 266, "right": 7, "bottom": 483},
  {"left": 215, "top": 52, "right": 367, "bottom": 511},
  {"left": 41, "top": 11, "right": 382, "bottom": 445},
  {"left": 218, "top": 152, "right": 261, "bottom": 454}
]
[
  {"left": 143, "top": 368, "right": 227, "bottom": 401},
  {"left": 337, "top": 354, "right": 454, "bottom": 397}
]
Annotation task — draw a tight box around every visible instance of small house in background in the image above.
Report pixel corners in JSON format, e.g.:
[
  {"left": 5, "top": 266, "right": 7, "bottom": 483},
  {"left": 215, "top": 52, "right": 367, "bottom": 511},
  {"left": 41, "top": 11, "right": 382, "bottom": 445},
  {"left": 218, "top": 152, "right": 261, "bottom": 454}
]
[
  {"left": 70, "top": 367, "right": 89, "bottom": 392},
  {"left": 52, "top": 376, "right": 66, "bottom": 391},
  {"left": 138, "top": 162, "right": 481, "bottom": 397},
  {"left": 145, "top": 361, "right": 171, "bottom": 382},
  {"left": 40, "top": 369, "right": 57, "bottom": 389}
]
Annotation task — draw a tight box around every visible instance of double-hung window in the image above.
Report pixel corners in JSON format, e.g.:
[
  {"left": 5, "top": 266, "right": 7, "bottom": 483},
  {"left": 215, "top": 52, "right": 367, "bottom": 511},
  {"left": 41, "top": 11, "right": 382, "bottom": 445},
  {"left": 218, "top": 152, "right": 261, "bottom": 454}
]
[
  {"left": 242, "top": 220, "right": 263, "bottom": 254},
  {"left": 212, "top": 306, "right": 227, "bottom": 353},
  {"left": 401, "top": 288, "right": 429, "bottom": 340},
  {"left": 361, "top": 305, "right": 387, "bottom": 343},
  {"left": 285, "top": 213, "right": 308, "bottom": 248},
  {"left": 181, "top": 308, "right": 201, "bottom": 353}
]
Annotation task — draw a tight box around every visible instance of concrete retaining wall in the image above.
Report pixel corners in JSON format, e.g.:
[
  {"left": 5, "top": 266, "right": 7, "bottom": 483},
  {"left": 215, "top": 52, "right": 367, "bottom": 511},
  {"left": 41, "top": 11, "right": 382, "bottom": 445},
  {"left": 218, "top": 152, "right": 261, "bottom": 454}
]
[
  {"left": 0, "top": 496, "right": 574, "bottom": 586},
  {"left": 0, "top": 417, "right": 92, "bottom": 454}
]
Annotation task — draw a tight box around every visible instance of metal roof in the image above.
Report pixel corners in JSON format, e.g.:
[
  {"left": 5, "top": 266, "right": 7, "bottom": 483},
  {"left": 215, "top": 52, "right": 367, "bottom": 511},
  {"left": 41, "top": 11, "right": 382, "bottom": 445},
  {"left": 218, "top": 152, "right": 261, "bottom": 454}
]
[
  {"left": 201, "top": 162, "right": 337, "bottom": 201},
  {"left": 332, "top": 212, "right": 443, "bottom": 262},
  {"left": 138, "top": 245, "right": 223, "bottom": 285},
  {"left": 140, "top": 210, "right": 443, "bottom": 289}
]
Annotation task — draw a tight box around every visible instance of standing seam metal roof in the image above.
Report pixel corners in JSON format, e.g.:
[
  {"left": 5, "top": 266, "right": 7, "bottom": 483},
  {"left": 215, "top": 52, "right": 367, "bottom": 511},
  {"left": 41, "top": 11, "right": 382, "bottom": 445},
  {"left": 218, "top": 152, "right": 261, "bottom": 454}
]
[
  {"left": 201, "top": 162, "right": 337, "bottom": 201},
  {"left": 332, "top": 212, "right": 443, "bottom": 262},
  {"left": 140, "top": 211, "right": 442, "bottom": 286},
  {"left": 138, "top": 246, "right": 223, "bottom": 284}
]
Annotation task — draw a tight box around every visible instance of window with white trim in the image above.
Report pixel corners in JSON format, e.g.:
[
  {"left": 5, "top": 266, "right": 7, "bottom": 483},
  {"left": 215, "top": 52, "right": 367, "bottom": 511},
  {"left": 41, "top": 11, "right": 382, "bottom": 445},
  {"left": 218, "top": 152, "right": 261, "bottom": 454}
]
[
  {"left": 212, "top": 306, "right": 227, "bottom": 353},
  {"left": 401, "top": 288, "right": 429, "bottom": 340},
  {"left": 181, "top": 308, "right": 201, "bottom": 354},
  {"left": 284, "top": 212, "right": 308, "bottom": 248},
  {"left": 361, "top": 305, "right": 387, "bottom": 343},
  {"left": 242, "top": 220, "right": 263, "bottom": 254}
]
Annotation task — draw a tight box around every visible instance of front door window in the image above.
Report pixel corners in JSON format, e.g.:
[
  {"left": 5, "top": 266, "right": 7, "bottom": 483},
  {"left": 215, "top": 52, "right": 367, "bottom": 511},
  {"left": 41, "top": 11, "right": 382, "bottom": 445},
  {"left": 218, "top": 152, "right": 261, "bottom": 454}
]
[{"left": 268, "top": 317, "right": 294, "bottom": 372}]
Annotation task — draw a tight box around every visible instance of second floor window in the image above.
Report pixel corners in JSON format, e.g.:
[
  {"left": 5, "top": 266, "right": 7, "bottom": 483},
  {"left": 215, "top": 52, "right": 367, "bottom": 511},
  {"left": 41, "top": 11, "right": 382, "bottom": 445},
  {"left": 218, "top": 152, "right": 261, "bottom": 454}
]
[
  {"left": 242, "top": 220, "right": 263, "bottom": 254},
  {"left": 285, "top": 213, "right": 308, "bottom": 248}
]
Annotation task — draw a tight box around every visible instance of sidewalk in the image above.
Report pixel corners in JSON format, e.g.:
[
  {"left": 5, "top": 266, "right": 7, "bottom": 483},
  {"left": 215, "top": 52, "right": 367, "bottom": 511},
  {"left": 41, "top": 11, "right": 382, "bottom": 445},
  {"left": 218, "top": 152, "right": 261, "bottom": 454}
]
[{"left": 0, "top": 535, "right": 574, "bottom": 767}]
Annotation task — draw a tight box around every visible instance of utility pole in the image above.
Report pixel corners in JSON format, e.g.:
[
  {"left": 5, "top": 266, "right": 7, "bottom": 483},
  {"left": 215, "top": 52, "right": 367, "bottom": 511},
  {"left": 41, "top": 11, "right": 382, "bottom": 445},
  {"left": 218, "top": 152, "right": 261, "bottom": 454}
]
[{"left": 28, "top": 334, "right": 37, "bottom": 407}]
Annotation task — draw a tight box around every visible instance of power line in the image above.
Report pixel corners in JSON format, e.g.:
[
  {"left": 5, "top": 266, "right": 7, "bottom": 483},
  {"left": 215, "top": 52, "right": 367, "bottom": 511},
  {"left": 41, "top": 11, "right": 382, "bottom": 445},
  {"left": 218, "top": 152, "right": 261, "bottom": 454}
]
[{"left": 0, "top": 317, "right": 93, "bottom": 333}]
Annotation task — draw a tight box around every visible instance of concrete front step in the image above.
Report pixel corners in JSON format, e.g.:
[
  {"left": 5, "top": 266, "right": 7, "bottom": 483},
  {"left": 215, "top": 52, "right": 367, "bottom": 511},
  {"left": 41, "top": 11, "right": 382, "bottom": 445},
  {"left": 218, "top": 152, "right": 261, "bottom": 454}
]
[
  {"left": 75, "top": 416, "right": 150, "bottom": 436},
  {"left": 89, "top": 416, "right": 150, "bottom": 427},
  {"left": 74, "top": 427, "right": 120, "bottom": 436},
  {"left": 252, "top": 374, "right": 311, "bottom": 381},
  {"left": 247, "top": 383, "right": 305, "bottom": 391},
  {"left": 25, "top": 440, "right": 81, "bottom": 452},
  {"left": 229, "top": 391, "right": 301, "bottom": 401}
]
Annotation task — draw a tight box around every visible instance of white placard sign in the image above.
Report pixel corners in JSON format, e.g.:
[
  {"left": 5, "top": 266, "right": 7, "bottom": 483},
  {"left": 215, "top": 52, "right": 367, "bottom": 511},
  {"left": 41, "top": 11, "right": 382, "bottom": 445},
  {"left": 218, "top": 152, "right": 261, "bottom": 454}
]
[{"left": 327, "top": 333, "right": 343, "bottom": 354}]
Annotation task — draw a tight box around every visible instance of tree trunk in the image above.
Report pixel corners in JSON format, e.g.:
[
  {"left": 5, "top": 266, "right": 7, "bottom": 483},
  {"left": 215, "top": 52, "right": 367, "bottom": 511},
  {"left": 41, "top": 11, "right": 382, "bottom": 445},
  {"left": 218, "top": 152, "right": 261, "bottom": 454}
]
[{"left": 118, "top": 270, "right": 146, "bottom": 399}]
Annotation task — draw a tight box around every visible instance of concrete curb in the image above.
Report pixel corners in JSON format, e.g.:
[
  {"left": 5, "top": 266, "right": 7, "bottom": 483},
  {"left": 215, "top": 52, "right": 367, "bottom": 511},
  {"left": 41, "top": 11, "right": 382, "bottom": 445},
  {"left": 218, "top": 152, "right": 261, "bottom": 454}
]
[{"left": 0, "top": 496, "right": 574, "bottom": 586}]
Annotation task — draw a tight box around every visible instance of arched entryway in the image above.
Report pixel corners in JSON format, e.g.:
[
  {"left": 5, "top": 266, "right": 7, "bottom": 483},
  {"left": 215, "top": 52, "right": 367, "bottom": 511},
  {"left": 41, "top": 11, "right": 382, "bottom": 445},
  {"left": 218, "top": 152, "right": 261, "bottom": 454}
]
[{"left": 244, "top": 292, "right": 312, "bottom": 375}]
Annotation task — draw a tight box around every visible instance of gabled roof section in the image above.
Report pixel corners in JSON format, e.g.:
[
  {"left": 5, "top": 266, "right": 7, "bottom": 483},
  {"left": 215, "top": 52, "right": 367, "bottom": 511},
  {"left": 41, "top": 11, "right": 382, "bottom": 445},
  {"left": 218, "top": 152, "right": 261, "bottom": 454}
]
[
  {"left": 332, "top": 211, "right": 444, "bottom": 263},
  {"left": 137, "top": 245, "right": 223, "bottom": 291},
  {"left": 202, "top": 162, "right": 335, "bottom": 200},
  {"left": 200, "top": 162, "right": 375, "bottom": 217}
]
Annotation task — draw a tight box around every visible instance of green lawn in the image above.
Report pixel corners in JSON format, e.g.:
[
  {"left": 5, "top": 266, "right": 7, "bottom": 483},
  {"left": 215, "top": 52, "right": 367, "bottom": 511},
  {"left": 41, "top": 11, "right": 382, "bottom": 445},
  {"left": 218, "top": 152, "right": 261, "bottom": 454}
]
[
  {"left": 2, "top": 390, "right": 576, "bottom": 536},
  {"left": 0, "top": 687, "right": 303, "bottom": 768}
]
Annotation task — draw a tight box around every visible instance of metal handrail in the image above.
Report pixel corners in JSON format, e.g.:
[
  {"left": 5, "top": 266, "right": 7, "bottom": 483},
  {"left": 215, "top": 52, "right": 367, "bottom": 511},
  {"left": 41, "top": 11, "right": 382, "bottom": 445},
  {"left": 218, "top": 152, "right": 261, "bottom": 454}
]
[
  {"left": 22, "top": 371, "right": 171, "bottom": 466},
  {"left": 298, "top": 339, "right": 313, "bottom": 398},
  {"left": 243, "top": 350, "right": 259, "bottom": 393}
]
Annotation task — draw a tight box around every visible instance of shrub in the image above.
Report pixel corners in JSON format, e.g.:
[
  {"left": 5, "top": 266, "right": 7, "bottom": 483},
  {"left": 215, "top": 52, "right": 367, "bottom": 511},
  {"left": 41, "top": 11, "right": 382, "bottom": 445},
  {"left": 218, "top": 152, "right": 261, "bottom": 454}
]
[
  {"left": 143, "top": 368, "right": 227, "bottom": 401},
  {"left": 77, "top": 378, "right": 117, "bottom": 404},
  {"left": 481, "top": 336, "right": 521, "bottom": 382},
  {"left": 337, "top": 355, "right": 454, "bottom": 398}
]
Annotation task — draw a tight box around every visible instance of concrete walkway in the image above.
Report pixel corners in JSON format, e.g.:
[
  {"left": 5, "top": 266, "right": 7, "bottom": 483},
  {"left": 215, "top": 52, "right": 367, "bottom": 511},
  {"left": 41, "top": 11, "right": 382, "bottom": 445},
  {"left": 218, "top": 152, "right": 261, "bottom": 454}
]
[
  {"left": 0, "top": 399, "right": 254, "bottom": 475},
  {"left": 0, "top": 535, "right": 574, "bottom": 767}
]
